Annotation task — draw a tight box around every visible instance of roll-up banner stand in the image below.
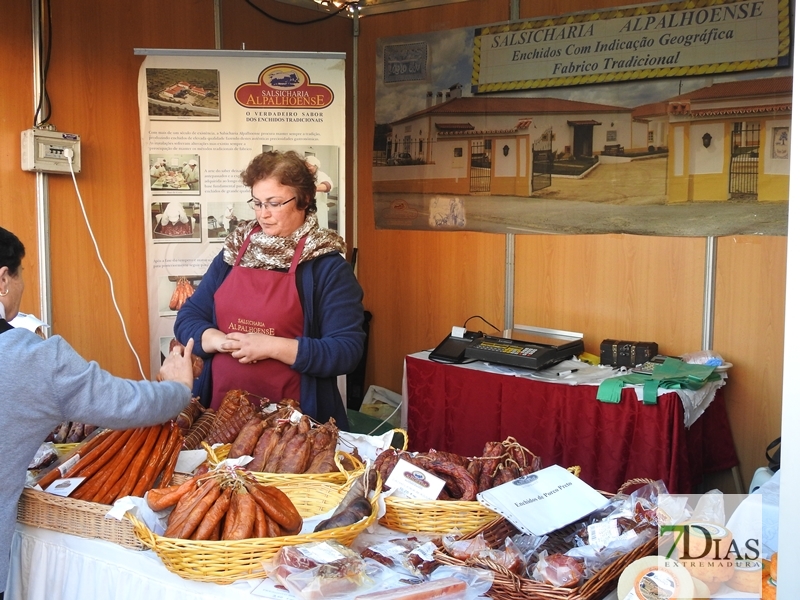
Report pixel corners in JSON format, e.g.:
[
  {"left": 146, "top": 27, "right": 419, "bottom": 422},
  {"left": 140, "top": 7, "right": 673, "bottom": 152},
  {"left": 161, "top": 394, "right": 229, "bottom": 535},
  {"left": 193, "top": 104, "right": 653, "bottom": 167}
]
[{"left": 136, "top": 49, "right": 346, "bottom": 376}]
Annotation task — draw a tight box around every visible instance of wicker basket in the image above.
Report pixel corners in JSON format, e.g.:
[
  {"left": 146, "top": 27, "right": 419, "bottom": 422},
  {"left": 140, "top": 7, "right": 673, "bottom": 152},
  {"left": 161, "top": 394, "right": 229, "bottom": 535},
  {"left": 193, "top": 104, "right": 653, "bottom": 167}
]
[
  {"left": 17, "top": 488, "right": 144, "bottom": 550},
  {"left": 378, "top": 428, "right": 497, "bottom": 534},
  {"left": 380, "top": 465, "right": 582, "bottom": 535},
  {"left": 202, "top": 443, "right": 364, "bottom": 486},
  {"left": 433, "top": 480, "right": 658, "bottom": 600},
  {"left": 128, "top": 477, "right": 380, "bottom": 583},
  {"left": 381, "top": 497, "right": 499, "bottom": 534},
  {"left": 436, "top": 517, "right": 657, "bottom": 600},
  {"left": 54, "top": 443, "right": 80, "bottom": 455}
]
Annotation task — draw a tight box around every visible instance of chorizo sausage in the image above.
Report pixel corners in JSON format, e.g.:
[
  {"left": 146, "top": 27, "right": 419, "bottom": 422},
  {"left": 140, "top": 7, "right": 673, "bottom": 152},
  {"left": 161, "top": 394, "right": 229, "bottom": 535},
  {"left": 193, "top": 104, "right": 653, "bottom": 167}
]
[
  {"left": 228, "top": 416, "right": 267, "bottom": 459},
  {"left": 275, "top": 433, "right": 312, "bottom": 474},
  {"left": 245, "top": 482, "right": 302, "bottom": 535},
  {"left": 191, "top": 486, "right": 232, "bottom": 540}
]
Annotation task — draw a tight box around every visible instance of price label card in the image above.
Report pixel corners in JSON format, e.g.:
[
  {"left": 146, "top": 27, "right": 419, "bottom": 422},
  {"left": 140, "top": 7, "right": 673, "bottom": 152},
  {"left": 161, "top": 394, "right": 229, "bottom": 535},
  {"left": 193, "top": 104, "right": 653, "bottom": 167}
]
[
  {"left": 45, "top": 477, "right": 86, "bottom": 497},
  {"left": 384, "top": 458, "right": 446, "bottom": 500}
]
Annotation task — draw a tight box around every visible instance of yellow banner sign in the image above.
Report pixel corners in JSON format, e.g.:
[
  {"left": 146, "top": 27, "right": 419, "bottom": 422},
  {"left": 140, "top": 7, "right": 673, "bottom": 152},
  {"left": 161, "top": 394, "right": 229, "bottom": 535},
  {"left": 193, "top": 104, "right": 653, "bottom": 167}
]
[{"left": 473, "top": 0, "right": 790, "bottom": 93}]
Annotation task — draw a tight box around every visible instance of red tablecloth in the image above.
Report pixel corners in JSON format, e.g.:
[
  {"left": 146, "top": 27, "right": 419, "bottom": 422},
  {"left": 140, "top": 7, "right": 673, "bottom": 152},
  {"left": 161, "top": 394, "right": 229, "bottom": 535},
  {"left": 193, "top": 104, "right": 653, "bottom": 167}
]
[{"left": 405, "top": 355, "right": 739, "bottom": 494}]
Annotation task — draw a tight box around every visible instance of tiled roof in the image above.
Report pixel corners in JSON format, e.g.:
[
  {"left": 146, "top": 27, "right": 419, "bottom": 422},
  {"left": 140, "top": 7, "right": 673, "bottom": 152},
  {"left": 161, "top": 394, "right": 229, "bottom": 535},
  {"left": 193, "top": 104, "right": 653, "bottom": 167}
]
[
  {"left": 436, "top": 117, "right": 534, "bottom": 137},
  {"left": 392, "top": 96, "right": 629, "bottom": 125},
  {"left": 671, "top": 76, "right": 793, "bottom": 102}
]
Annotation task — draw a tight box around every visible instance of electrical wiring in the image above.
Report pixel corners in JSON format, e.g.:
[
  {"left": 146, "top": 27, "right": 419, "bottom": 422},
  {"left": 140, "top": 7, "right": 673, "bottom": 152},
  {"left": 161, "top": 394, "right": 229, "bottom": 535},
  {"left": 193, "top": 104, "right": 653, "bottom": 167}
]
[
  {"left": 243, "top": 0, "right": 353, "bottom": 25},
  {"left": 33, "top": 0, "right": 53, "bottom": 128},
  {"left": 463, "top": 315, "right": 501, "bottom": 334},
  {"left": 64, "top": 149, "right": 148, "bottom": 380}
]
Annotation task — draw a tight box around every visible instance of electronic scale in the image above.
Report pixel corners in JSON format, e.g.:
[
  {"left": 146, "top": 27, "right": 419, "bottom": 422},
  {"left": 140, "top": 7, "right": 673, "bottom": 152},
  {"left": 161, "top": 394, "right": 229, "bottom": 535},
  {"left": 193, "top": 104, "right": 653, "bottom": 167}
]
[{"left": 463, "top": 325, "right": 584, "bottom": 370}]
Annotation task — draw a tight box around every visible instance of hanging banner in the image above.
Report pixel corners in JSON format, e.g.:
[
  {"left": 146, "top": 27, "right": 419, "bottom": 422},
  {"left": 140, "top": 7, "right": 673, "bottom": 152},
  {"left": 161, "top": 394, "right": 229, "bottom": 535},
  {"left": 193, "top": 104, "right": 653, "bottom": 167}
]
[
  {"left": 137, "top": 50, "right": 346, "bottom": 376},
  {"left": 373, "top": 2, "right": 791, "bottom": 237},
  {"left": 474, "top": 0, "right": 790, "bottom": 93}
]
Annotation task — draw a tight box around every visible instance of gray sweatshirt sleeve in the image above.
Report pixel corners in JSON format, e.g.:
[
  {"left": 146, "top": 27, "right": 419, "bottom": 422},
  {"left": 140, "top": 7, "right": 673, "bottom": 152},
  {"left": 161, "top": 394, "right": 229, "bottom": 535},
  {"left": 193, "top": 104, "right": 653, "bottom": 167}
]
[{"left": 47, "top": 335, "right": 192, "bottom": 428}]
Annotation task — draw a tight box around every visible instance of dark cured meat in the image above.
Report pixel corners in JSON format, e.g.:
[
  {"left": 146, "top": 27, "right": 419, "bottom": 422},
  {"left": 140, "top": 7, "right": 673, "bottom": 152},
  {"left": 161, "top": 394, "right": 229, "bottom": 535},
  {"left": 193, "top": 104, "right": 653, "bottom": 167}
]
[
  {"left": 228, "top": 415, "right": 267, "bottom": 459},
  {"left": 247, "top": 424, "right": 283, "bottom": 472},
  {"left": 276, "top": 433, "right": 312, "bottom": 473},
  {"left": 262, "top": 424, "right": 297, "bottom": 473},
  {"left": 304, "top": 437, "right": 337, "bottom": 473},
  {"left": 478, "top": 441, "right": 506, "bottom": 492}
]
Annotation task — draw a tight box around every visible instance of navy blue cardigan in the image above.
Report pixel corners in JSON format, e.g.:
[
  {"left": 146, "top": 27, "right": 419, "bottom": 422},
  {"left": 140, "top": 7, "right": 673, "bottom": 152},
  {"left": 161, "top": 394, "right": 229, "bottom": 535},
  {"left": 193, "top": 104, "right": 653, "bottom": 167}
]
[{"left": 174, "top": 249, "right": 365, "bottom": 430}]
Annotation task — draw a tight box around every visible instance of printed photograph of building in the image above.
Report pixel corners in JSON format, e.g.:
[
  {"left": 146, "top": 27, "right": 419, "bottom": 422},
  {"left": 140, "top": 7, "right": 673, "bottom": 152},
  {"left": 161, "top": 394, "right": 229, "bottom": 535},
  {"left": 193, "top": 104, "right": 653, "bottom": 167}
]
[{"left": 373, "top": 27, "right": 790, "bottom": 236}]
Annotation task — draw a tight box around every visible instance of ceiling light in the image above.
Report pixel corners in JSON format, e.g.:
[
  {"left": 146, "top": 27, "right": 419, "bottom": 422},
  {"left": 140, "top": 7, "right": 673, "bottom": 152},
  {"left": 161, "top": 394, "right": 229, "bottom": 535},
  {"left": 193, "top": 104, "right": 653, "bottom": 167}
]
[{"left": 314, "top": 0, "right": 360, "bottom": 11}]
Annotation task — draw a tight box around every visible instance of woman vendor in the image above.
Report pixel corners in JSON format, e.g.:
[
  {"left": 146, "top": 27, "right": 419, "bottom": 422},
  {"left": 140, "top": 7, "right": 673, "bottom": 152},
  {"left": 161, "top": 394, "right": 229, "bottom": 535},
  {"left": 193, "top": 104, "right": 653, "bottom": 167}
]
[{"left": 174, "top": 150, "right": 365, "bottom": 428}]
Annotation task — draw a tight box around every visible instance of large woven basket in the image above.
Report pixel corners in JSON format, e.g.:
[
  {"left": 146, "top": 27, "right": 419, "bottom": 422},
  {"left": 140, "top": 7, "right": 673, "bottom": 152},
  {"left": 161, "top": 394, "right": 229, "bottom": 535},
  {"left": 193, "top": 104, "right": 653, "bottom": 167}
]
[
  {"left": 17, "top": 488, "right": 143, "bottom": 550},
  {"left": 434, "top": 479, "right": 658, "bottom": 600},
  {"left": 377, "top": 428, "right": 499, "bottom": 534},
  {"left": 128, "top": 477, "right": 380, "bottom": 583},
  {"left": 54, "top": 442, "right": 80, "bottom": 455},
  {"left": 380, "top": 464, "right": 582, "bottom": 535},
  {"left": 203, "top": 443, "right": 364, "bottom": 486}
]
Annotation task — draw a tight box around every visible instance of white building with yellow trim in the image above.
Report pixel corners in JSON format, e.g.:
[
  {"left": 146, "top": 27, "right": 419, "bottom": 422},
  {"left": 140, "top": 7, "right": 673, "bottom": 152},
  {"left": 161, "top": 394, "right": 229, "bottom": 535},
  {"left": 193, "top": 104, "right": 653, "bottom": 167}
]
[{"left": 666, "top": 76, "right": 791, "bottom": 203}]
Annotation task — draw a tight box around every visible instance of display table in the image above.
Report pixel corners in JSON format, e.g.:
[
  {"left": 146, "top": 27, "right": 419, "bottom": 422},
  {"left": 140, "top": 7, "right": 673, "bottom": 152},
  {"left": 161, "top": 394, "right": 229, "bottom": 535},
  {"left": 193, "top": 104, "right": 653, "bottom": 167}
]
[
  {"left": 8, "top": 523, "right": 619, "bottom": 600},
  {"left": 7, "top": 523, "right": 264, "bottom": 600},
  {"left": 403, "top": 352, "right": 739, "bottom": 494}
]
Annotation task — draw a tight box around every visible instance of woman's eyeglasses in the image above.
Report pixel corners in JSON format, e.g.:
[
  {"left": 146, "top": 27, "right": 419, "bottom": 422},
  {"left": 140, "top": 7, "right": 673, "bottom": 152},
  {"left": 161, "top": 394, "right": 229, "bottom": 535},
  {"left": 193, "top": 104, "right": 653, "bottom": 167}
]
[{"left": 248, "top": 196, "right": 296, "bottom": 211}]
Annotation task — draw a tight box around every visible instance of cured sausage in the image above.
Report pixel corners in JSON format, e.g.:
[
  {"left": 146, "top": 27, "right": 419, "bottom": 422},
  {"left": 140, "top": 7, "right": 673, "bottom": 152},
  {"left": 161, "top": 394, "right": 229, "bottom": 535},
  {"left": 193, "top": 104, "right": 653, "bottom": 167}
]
[
  {"left": 304, "top": 441, "right": 337, "bottom": 474},
  {"left": 275, "top": 433, "right": 312, "bottom": 474},
  {"left": 228, "top": 416, "right": 267, "bottom": 459},
  {"left": 245, "top": 482, "right": 303, "bottom": 535},
  {"left": 166, "top": 478, "right": 218, "bottom": 538},
  {"left": 253, "top": 500, "right": 269, "bottom": 538},
  {"left": 131, "top": 423, "right": 173, "bottom": 497},
  {"left": 116, "top": 424, "right": 163, "bottom": 499},
  {"left": 477, "top": 441, "right": 506, "bottom": 493},
  {"left": 175, "top": 480, "right": 221, "bottom": 539},
  {"left": 146, "top": 474, "right": 202, "bottom": 512},
  {"left": 247, "top": 425, "right": 282, "bottom": 473},
  {"left": 263, "top": 424, "right": 297, "bottom": 472},
  {"left": 191, "top": 486, "right": 232, "bottom": 540},
  {"left": 224, "top": 489, "right": 256, "bottom": 541},
  {"left": 153, "top": 424, "right": 183, "bottom": 489}
]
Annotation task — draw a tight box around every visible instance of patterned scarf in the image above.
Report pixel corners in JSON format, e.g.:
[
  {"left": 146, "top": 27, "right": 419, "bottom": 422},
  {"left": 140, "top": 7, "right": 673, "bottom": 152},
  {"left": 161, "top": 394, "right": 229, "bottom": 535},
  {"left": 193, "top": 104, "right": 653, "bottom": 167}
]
[{"left": 223, "top": 214, "right": 346, "bottom": 269}]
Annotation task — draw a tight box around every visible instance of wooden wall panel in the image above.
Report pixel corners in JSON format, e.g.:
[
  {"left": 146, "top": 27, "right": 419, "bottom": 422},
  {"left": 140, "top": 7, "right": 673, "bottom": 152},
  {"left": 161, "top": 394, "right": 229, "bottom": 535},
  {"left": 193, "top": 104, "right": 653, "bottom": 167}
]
[
  {"left": 13, "top": 0, "right": 215, "bottom": 378},
  {"left": 714, "top": 236, "right": 787, "bottom": 484},
  {"left": 514, "top": 235, "right": 706, "bottom": 356},
  {"left": 0, "top": 3, "right": 40, "bottom": 317}
]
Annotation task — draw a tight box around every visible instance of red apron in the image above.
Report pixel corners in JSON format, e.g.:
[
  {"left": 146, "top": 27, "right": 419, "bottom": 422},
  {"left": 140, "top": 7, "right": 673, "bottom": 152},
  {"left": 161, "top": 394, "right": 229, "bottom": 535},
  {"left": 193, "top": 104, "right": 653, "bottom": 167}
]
[{"left": 210, "top": 229, "right": 306, "bottom": 409}]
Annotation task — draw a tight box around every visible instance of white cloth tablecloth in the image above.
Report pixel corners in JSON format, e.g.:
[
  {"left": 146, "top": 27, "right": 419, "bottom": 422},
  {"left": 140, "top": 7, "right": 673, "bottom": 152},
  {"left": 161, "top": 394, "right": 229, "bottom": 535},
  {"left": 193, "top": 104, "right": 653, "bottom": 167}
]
[
  {"left": 7, "top": 523, "right": 263, "bottom": 600},
  {"left": 7, "top": 523, "right": 494, "bottom": 600}
]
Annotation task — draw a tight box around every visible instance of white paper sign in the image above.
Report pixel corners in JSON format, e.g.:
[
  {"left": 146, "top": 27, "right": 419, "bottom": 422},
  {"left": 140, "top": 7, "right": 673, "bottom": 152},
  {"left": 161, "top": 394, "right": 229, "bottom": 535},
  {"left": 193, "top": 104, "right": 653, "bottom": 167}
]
[
  {"left": 384, "top": 458, "right": 446, "bottom": 500},
  {"left": 477, "top": 464, "right": 608, "bottom": 536},
  {"left": 45, "top": 477, "right": 86, "bottom": 497}
]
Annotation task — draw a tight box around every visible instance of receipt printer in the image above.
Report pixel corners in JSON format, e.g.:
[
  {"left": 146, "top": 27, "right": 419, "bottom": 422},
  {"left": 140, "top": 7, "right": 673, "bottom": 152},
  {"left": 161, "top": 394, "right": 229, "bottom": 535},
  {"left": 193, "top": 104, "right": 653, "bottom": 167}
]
[{"left": 600, "top": 339, "right": 658, "bottom": 368}]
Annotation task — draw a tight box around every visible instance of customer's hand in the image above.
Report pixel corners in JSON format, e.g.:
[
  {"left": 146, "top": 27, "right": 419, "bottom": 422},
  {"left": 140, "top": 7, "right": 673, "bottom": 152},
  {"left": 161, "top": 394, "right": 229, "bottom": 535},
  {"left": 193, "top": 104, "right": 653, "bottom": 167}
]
[{"left": 158, "top": 338, "right": 195, "bottom": 389}]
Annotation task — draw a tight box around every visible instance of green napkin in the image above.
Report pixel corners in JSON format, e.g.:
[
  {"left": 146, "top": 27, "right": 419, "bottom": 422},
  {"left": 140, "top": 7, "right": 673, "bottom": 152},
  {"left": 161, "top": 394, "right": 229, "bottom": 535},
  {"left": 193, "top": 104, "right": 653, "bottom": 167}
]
[{"left": 597, "top": 358, "right": 720, "bottom": 404}]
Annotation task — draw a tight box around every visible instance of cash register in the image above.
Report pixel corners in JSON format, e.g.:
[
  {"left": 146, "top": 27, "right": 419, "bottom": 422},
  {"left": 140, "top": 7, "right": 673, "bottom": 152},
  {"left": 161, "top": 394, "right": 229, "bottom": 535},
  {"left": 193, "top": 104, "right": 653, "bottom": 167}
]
[{"left": 464, "top": 325, "right": 584, "bottom": 370}]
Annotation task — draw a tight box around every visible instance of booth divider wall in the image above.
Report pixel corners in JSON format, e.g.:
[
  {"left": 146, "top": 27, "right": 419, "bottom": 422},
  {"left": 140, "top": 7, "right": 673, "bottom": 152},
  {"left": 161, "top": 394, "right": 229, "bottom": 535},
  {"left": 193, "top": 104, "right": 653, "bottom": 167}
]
[{"left": 355, "top": 0, "right": 787, "bottom": 490}]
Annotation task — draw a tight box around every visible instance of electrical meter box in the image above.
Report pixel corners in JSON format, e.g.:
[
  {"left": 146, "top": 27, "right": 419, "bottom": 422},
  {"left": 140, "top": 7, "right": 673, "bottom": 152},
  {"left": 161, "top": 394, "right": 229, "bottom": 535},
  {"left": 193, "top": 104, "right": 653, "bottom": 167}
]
[{"left": 21, "top": 129, "right": 81, "bottom": 174}]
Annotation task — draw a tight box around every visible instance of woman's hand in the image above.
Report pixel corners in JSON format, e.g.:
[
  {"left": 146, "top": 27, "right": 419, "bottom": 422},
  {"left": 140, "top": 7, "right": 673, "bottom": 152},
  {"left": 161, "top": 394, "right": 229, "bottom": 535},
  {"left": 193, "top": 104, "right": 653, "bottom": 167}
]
[
  {"left": 201, "top": 328, "right": 231, "bottom": 354},
  {"left": 158, "top": 338, "right": 196, "bottom": 389},
  {"left": 223, "top": 332, "right": 299, "bottom": 366}
]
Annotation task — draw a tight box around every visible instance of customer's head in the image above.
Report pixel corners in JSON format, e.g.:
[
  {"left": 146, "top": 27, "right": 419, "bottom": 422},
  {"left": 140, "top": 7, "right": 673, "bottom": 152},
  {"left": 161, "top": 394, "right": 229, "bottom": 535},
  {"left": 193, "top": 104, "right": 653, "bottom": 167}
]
[
  {"left": 0, "top": 227, "right": 26, "bottom": 321},
  {"left": 241, "top": 150, "right": 317, "bottom": 217}
]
